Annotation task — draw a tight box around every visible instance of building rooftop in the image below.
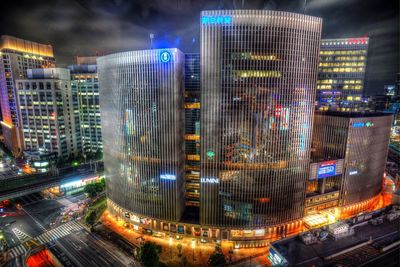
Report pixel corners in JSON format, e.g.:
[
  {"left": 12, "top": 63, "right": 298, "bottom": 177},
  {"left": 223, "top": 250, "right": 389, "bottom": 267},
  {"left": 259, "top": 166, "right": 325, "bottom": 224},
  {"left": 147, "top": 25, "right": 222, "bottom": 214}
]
[
  {"left": 26, "top": 68, "right": 70, "bottom": 80},
  {"left": 0, "top": 35, "right": 54, "bottom": 57},
  {"left": 68, "top": 64, "right": 97, "bottom": 74},
  {"left": 271, "top": 215, "right": 399, "bottom": 266}
]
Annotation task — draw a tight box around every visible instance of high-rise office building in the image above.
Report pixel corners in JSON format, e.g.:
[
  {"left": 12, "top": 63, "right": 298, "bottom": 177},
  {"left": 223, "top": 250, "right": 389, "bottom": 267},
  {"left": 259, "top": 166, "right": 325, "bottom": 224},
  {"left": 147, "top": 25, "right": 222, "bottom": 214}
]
[
  {"left": 69, "top": 56, "right": 102, "bottom": 154},
  {"left": 184, "top": 53, "right": 201, "bottom": 208},
  {"left": 16, "top": 68, "right": 80, "bottom": 158},
  {"left": 311, "top": 112, "right": 392, "bottom": 218},
  {"left": 101, "top": 10, "right": 390, "bottom": 244},
  {"left": 98, "top": 49, "right": 186, "bottom": 222},
  {"left": 317, "top": 37, "right": 369, "bottom": 111},
  {"left": 200, "top": 10, "right": 322, "bottom": 230},
  {"left": 0, "top": 35, "right": 55, "bottom": 156}
]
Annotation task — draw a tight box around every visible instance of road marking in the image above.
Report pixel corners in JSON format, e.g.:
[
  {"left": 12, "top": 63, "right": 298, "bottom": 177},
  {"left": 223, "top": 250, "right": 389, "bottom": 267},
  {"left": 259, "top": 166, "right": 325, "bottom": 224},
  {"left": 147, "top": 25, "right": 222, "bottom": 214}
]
[
  {"left": 11, "top": 228, "right": 31, "bottom": 243},
  {"left": 7, "top": 221, "right": 84, "bottom": 259}
]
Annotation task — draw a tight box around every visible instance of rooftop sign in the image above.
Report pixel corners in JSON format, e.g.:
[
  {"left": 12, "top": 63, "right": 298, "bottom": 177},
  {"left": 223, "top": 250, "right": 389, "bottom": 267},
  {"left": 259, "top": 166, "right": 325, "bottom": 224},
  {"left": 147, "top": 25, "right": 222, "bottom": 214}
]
[{"left": 201, "top": 16, "right": 232, "bottom": 25}]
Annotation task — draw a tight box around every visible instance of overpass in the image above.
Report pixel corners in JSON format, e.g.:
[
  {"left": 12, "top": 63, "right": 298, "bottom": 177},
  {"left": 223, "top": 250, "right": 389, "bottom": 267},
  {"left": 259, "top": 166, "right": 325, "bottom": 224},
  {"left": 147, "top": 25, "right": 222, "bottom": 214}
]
[{"left": 0, "top": 161, "right": 103, "bottom": 201}]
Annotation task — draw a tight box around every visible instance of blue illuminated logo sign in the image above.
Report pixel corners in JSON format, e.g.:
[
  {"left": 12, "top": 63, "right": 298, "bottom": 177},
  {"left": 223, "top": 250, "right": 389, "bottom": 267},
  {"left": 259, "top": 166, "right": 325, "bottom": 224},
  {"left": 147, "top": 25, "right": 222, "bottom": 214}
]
[
  {"left": 160, "top": 51, "right": 171, "bottom": 63},
  {"left": 201, "top": 15, "right": 232, "bottom": 25},
  {"left": 352, "top": 121, "right": 374, "bottom": 128},
  {"left": 353, "top": 121, "right": 365, "bottom": 128},
  {"left": 160, "top": 174, "right": 176, "bottom": 180},
  {"left": 317, "top": 162, "right": 336, "bottom": 179}
]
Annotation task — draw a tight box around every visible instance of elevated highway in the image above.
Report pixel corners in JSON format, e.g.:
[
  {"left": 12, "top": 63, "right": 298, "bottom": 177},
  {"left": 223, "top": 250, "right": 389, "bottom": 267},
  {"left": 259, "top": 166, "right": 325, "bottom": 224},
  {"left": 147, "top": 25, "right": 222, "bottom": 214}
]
[{"left": 0, "top": 161, "right": 103, "bottom": 201}]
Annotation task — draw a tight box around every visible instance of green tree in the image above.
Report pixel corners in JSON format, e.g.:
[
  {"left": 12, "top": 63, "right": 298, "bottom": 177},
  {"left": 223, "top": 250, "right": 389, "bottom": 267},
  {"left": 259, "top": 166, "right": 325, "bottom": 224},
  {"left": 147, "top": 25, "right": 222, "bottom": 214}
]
[
  {"left": 208, "top": 251, "right": 227, "bottom": 267},
  {"left": 85, "top": 210, "right": 97, "bottom": 225},
  {"left": 94, "top": 149, "right": 103, "bottom": 160},
  {"left": 139, "top": 241, "right": 160, "bottom": 267},
  {"left": 96, "top": 178, "right": 106, "bottom": 192},
  {"left": 84, "top": 183, "right": 98, "bottom": 197}
]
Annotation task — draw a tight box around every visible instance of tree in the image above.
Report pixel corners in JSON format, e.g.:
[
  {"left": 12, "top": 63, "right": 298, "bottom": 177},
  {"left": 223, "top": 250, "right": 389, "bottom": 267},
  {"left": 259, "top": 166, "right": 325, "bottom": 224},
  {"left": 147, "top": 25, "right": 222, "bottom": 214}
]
[
  {"left": 85, "top": 210, "right": 97, "bottom": 225},
  {"left": 139, "top": 241, "right": 160, "bottom": 267},
  {"left": 84, "top": 183, "right": 98, "bottom": 197},
  {"left": 208, "top": 251, "right": 227, "bottom": 267},
  {"left": 94, "top": 149, "right": 103, "bottom": 160},
  {"left": 176, "top": 243, "right": 183, "bottom": 257}
]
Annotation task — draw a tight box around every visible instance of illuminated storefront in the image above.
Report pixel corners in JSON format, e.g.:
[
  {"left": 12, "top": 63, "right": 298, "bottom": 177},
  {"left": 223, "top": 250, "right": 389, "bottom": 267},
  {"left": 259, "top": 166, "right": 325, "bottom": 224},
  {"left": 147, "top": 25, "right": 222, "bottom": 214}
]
[{"left": 59, "top": 176, "right": 100, "bottom": 195}]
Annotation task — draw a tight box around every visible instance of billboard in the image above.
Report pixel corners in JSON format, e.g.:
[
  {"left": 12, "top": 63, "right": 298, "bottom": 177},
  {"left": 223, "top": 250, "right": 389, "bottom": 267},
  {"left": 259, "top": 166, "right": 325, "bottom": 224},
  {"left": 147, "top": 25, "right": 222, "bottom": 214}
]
[{"left": 317, "top": 161, "right": 337, "bottom": 179}]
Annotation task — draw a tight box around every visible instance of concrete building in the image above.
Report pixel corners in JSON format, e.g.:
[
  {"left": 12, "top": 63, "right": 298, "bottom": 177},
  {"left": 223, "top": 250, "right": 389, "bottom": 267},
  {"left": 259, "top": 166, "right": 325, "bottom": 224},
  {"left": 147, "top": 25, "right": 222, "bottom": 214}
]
[
  {"left": 317, "top": 37, "right": 369, "bottom": 111},
  {"left": 69, "top": 56, "right": 102, "bottom": 155},
  {"left": 16, "top": 68, "right": 80, "bottom": 159},
  {"left": 311, "top": 112, "right": 392, "bottom": 218},
  {"left": 0, "top": 35, "right": 55, "bottom": 156}
]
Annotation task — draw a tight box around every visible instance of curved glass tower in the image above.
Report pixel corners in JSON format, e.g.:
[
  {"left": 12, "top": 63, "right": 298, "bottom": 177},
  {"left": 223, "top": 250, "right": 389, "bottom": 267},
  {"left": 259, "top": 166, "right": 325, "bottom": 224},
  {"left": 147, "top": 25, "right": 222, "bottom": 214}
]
[
  {"left": 200, "top": 10, "right": 322, "bottom": 227},
  {"left": 98, "top": 49, "right": 185, "bottom": 222}
]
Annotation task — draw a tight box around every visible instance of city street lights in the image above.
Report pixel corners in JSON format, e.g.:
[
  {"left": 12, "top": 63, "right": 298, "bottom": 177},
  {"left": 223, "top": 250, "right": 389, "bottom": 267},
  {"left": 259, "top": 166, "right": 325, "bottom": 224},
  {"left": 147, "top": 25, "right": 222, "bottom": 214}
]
[
  {"left": 191, "top": 239, "right": 196, "bottom": 263},
  {"left": 169, "top": 237, "right": 173, "bottom": 257}
]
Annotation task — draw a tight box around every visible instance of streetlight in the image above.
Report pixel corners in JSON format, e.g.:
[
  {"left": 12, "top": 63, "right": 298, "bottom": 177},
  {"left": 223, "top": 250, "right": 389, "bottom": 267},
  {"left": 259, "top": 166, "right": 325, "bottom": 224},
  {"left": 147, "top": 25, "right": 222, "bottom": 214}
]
[{"left": 191, "top": 239, "right": 196, "bottom": 263}]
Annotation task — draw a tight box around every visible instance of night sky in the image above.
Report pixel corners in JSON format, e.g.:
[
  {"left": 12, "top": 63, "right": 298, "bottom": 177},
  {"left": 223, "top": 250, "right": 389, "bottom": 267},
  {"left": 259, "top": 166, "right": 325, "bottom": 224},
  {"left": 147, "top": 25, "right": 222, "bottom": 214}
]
[{"left": 1, "top": 0, "right": 399, "bottom": 95}]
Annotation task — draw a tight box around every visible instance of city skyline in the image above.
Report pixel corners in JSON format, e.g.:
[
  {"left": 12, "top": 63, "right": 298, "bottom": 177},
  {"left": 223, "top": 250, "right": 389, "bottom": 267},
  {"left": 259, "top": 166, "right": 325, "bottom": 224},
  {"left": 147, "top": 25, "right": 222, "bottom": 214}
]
[
  {"left": 0, "top": 3, "right": 399, "bottom": 267},
  {"left": 0, "top": 0, "right": 398, "bottom": 96}
]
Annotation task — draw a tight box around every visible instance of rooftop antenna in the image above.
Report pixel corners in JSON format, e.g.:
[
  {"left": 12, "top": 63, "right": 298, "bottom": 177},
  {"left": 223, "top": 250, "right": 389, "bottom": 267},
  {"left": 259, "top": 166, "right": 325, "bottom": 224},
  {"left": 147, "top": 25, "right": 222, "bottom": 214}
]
[
  {"left": 304, "top": 0, "right": 307, "bottom": 14},
  {"left": 149, "top": 33, "right": 154, "bottom": 49}
]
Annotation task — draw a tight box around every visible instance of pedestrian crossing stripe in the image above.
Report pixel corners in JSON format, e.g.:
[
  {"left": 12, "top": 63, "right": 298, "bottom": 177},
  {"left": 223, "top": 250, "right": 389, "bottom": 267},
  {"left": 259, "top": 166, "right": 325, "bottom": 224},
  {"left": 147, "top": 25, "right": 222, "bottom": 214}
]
[
  {"left": 11, "top": 228, "right": 32, "bottom": 242},
  {"left": 7, "top": 220, "right": 84, "bottom": 259}
]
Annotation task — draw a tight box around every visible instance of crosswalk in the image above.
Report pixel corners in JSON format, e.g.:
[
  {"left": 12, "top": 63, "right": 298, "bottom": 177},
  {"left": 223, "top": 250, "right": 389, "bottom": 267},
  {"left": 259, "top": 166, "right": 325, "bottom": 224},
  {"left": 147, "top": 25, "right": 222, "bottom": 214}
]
[
  {"left": 8, "top": 220, "right": 84, "bottom": 258},
  {"left": 12, "top": 228, "right": 32, "bottom": 243}
]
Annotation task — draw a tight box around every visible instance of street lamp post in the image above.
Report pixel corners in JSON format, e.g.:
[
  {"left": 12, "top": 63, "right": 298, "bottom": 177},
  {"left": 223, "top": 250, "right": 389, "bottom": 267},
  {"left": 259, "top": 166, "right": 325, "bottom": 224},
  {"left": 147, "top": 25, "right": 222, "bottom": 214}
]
[
  {"left": 191, "top": 239, "right": 196, "bottom": 263},
  {"left": 169, "top": 236, "right": 173, "bottom": 257}
]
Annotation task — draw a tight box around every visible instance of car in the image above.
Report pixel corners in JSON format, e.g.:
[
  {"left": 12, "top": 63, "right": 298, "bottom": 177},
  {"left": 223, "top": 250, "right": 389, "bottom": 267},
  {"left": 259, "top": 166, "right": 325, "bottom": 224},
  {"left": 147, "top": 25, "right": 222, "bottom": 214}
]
[
  {"left": 175, "top": 235, "right": 182, "bottom": 240},
  {"left": 200, "top": 238, "right": 208, "bottom": 243},
  {"left": 153, "top": 232, "right": 163, "bottom": 238}
]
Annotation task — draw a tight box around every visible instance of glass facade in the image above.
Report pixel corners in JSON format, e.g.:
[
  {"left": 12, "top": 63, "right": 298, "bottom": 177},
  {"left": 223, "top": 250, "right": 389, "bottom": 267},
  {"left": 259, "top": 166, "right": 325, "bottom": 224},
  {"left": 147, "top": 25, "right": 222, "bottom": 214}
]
[
  {"left": 200, "top": 10, "right": 322, "bottom": 227},
  {"left": 317, "top": 38, "right": 369, "bottom": 111},
  {"left": 98, "top": 49, "right": 186, "bottom": 222},
  {"left": 184, "top": 54, "right": 201, "bottom": 207}
]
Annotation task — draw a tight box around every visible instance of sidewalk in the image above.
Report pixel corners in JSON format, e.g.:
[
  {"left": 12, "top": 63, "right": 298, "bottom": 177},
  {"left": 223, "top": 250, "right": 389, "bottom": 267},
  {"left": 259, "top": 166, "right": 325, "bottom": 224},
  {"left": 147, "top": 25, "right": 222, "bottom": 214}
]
[{"left": 100, "top": 211, "right": 270, "bottom": 266}]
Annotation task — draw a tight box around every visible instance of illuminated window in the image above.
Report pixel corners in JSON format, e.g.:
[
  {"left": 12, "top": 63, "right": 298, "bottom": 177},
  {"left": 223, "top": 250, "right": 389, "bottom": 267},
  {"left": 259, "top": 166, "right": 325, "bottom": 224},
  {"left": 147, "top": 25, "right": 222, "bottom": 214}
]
[{"left": 234, "top": 70, "right": 281, "bottom": 78}]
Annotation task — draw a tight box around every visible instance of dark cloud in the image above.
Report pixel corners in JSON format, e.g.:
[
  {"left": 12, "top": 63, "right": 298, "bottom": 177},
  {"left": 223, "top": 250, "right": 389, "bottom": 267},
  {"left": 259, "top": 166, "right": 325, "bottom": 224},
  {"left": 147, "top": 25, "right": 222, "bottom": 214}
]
[{"left": 0, "top": 0, "right": 398, "bottom": 95}]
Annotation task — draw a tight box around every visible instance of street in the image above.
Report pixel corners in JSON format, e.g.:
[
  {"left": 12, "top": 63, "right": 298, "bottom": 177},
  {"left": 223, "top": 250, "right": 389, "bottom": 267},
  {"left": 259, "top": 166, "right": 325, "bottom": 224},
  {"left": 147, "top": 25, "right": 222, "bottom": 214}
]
[
  {"left": 1, "top": 192, "right": 138, "bottom": 266},
  {"left": 53, "top": 229, "right": 137, "bottom": 267}
]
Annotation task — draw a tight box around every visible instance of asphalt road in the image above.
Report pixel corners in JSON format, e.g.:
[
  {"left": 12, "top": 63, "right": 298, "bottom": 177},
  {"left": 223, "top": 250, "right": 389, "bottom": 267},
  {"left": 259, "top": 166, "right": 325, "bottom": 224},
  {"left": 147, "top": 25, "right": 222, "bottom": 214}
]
[
  {"left": 1, "top": 191, "right": 138, "bottom": 267},
  {"left": 54, "top": 229, "right": 137, "bottom": 267},
  {"left": 0, "top": 192, "right": 85, "bottom": 248}
]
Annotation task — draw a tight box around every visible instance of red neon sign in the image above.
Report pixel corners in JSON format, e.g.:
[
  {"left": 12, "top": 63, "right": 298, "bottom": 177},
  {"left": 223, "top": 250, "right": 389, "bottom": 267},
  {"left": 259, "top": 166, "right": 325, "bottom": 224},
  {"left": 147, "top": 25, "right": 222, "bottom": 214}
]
[{"left": 347, "top": 36, "right": 368, "bottom": 44}]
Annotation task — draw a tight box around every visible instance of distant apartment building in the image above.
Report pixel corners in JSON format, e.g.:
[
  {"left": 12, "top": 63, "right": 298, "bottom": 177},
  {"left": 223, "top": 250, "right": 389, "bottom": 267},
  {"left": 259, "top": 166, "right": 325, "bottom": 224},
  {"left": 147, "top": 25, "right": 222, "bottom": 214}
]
[
  {"left": 317, "top": 37, "right": 369, "bottom": 111},
  {"left": 69, "top": 56, "right": 102, "bottom": 154},
  {"left": 0, "top": 35, "right": 56, "bottom": 156},
  {"left": 16, "top": 68, "right": 80, "bottom": 159}
]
